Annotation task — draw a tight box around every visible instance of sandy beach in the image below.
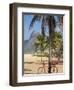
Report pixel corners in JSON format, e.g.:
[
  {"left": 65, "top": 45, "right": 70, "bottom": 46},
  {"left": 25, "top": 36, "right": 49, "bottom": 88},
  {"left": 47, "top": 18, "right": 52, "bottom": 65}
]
[{"left": 24, "top": 54, "right": 63, "bottom": 74}]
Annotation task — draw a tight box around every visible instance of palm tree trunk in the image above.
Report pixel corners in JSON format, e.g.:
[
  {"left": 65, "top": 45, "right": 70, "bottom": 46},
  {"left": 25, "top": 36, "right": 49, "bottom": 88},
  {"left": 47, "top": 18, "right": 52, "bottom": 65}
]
[
  {"left": 48, "top": 35, "right": 52, "bottom": 73},
  {"left": 58, "top": 56, "right": 60, "bottom": 61},
  {"left": 48, "top": 16, "right": 56, "bottom": 73},
  {"left": 41, "top": 51, "right": 43, "bottom": 62},
  {"left": 40, "top": 46, "right": 43, "bottom": 62},
  {"left": 48, "top": 16, "right": 53, "bottom": 73}
]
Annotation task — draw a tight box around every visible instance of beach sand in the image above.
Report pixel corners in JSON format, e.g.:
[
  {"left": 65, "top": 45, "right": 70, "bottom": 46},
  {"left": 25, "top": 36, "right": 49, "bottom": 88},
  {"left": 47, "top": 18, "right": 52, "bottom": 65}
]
[{"left": 24, "top": 54, "right": 63, "bottom": 74}]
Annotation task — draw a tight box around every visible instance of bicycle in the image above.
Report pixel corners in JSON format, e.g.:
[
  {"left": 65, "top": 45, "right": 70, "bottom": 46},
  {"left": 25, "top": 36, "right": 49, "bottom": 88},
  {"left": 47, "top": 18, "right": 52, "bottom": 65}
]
[{"left": 37, "top": 60, "right": 59, "bottom": 74}]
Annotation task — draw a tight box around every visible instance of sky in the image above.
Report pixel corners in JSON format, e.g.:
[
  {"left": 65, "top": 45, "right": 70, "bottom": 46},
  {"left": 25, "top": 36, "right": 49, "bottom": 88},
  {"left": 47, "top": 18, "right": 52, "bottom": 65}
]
[
  {"left": 23, "top": 14, "right": 41, "bottom": 40},
  {"left": 23, "top": 14, "right": 63, "bottom": 41}
]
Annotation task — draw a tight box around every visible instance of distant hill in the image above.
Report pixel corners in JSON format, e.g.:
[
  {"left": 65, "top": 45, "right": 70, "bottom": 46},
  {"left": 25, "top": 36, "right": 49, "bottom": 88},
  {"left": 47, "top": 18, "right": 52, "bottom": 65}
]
[{"left": 24, "top": 31, "right": 40, "bottom": 54}]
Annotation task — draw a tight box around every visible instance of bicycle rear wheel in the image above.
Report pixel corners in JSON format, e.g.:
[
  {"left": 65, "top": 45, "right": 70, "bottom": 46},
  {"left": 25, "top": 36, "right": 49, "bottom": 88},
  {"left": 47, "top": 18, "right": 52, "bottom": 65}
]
[{"left": 37, "top": 67, "right": 46, "bottom": 74}]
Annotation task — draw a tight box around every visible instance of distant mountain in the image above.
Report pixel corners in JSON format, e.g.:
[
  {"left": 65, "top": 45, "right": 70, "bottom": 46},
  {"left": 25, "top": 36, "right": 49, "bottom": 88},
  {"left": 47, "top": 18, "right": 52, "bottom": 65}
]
[{"left": 24, "top": 31, "right": 40, "bottom": 54}]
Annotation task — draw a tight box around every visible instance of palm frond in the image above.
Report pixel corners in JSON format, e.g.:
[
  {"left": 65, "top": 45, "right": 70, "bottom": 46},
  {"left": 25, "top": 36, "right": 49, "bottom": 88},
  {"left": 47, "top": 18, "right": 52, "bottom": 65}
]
[
  {"left": 41, "top": 16, "right": 45, "bottom": 37},
  {"left": 45, "top": 15, "right": 56, "bottom": 35},
  {"left": 29, "top": 15, "right": 41, "bottom": 30}
]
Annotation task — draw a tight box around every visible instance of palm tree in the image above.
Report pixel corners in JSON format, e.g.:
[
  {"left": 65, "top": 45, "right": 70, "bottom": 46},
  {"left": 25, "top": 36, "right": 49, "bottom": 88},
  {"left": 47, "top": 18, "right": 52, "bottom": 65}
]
[
  {"left": 51, "top": 31, "right": 63, "bottom": 61},
  {"left": 33, "top": 42, "right": 39, "bottom": 55},
  {"left": 29, "top": 15, "right": 62, "bottom": 73},
  {"left": 34, "top": 34, "right": 47, "bottom": 62}
]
